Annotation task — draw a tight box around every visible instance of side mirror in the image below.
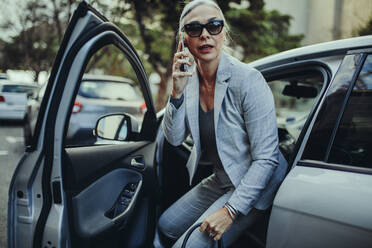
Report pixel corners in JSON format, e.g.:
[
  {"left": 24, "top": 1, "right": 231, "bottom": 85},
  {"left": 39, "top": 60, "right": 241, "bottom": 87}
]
[{"left": 94, "top": 113, "right": 139, "bottom": 141}]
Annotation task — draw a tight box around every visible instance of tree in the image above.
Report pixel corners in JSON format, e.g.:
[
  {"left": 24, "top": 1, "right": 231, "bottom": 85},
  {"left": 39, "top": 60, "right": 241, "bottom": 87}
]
[
  {"left": 119, "top": 0, "right": 303, "bottom": 110},
  {"left": 358, "top": 18, "right": 372, "bottom": 36},
  {"left": 0, "top": 0, "right": 78, "bottom": 82},
  {"left": 1, "top": 22, "right": 57, "bottom": 81}
]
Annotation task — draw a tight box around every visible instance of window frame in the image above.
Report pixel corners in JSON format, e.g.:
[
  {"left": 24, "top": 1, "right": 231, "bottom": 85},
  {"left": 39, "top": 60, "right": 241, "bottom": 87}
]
[
  {"left": 261, "top": 61, "right": 331, "bottom": 167},
  {"left": 298, "top": 48, "right": 372, "bottom": 174}
]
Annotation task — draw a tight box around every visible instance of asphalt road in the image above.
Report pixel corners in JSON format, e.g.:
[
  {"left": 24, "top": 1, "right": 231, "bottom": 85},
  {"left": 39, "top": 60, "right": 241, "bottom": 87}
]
[{"left": 0, "top": 120, "right": 25, "bottom": 248}]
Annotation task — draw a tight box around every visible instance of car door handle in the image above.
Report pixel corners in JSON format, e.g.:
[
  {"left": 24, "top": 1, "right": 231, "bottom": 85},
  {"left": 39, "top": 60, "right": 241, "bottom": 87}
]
[{"left": 130, "top": 157, "right": 145, "bottom": 170}]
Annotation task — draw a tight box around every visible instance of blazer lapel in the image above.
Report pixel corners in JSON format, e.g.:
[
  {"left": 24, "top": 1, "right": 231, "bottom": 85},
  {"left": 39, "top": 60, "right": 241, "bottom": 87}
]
[
  {"left": 214, "top": 52, "right": 232, "bottom": 133},
  {"left": 185, "top": 69, "right": 200, "bottom": 183},
  {"left": 184, "top": 53, "right": 232, "bottom": 185}
]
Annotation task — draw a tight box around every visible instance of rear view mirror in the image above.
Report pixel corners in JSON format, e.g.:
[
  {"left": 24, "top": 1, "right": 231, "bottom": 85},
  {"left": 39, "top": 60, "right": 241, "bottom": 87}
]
[
  {"left": 282, "top": 84, "right": 318, "bottom": 98},
  {"left": 94, "top": 113, "right": 139, "bottom": 141}
]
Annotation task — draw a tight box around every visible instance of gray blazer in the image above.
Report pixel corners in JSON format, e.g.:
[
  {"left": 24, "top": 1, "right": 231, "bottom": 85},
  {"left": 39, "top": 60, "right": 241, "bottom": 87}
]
[{"left": 162, "top": 52, "right": 288, "bottom": 215}]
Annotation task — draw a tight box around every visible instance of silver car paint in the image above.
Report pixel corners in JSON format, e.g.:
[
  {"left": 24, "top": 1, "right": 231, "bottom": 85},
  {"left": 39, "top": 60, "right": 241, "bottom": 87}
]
[
  {"left": 249, "top": 35, "right": 372, "bottom": 69},
  {"left": 8, "top": 11, "right": 100, "bottom": 248},
  {"left": 267, "top": 166, "right": 372, "bottom": 248},
  {"left": 0, "top": 92, "right": 27, "bottom": 120},
  {"left": 43, "top": 22, "right": 113, "bottom": 248}
]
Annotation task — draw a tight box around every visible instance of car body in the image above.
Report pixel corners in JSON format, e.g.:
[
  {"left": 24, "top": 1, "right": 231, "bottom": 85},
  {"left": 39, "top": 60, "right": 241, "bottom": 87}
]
[
  {"left": 24, "top": 74, "right": 144, "bottom": 146},
  {"left": 0, "top": 81, "right": 39, "bottom": 121},
  {"left": 8, "top": 2, "right": 372, "bottom": 248},
  {"left": 0, "top": 73, "right": 9, "bottom": 80}
]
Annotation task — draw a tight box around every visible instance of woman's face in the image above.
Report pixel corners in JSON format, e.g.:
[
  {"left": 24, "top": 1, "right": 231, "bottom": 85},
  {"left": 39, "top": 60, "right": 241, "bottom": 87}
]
[{"left": 182, "top": 4, "right": 225, "bottom": 64}]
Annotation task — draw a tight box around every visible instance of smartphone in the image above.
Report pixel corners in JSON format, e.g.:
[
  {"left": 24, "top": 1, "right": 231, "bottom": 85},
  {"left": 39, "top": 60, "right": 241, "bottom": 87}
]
[{"left": 180, "top": 33, "right": 188, "bottom": 72}]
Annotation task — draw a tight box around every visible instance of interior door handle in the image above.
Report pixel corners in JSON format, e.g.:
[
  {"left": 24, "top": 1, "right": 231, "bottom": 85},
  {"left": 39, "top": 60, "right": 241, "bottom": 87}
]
[{"left": 131, "top": 157, "right": 145, "bottom": 170}]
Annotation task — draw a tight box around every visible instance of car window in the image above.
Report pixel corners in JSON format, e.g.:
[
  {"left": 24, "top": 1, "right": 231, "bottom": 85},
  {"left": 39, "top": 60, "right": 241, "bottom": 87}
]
[
  {"left": 66, "top": 44, "right": 147, "bottom": 147},
  {"left": 0, "top": 73, "right": 9, "bottom": 80},
  {"left": 269, "top": 76, "right": 322, "bottom": 140},
  {"left": 327, "top": 54, "right": 372, "bottom": 167},
  {"left": 301, "top": 54, "right": 362, "bottom": 161},
  {"left": 267, "top": 69, "right": 325, "bottom": 162},
  {"left": 1, "top": 84, "right": 37, "bottom": 95},
  {"left": 78, "top": 81, "right": 141, "bottom": 101}
]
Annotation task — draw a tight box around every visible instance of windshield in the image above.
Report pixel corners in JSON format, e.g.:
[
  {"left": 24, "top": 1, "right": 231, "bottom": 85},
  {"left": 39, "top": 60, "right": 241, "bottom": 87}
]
[{"left": 78, "top": 80, "right": 141, "bottom": 101}]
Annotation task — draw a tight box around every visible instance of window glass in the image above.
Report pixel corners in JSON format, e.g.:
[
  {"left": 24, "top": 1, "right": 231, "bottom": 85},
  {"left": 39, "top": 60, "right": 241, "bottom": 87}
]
[
  {"left": 302, "top": 54, "right": 362, "bottom": 161},
  {"left": 268, "top": 70, "right": 323, "bottom": 161},
  {"left": 328, "top": 55, "right": 372, "bottom": 167},
  {"left": 78, "top": 81, "right": 140, "bottom": 101},
  {"left": 2, "top": 84, "right": 38, "bottom": 96},
  {"left": 66, "top": 44, "right": 146, "bottom": 146}
]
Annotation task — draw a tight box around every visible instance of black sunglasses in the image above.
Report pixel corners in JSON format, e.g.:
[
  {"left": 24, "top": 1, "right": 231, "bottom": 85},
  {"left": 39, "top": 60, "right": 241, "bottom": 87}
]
[{"left": 182, "top": 20, "right": 224, "bottom": 37}]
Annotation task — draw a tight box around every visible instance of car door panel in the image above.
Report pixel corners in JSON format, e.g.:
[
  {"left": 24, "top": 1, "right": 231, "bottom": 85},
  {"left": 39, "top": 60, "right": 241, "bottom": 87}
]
[
  {"left": 267, "top": 166, "right": 372, "bottom": 248},
  {"left": 7, "top": 151, "right": 44, "bottom": 247},
  {"left": 267, "top": 50, "right": 372, "bottom": 247},
  {"left": 71, "top": 168, "right": 142, "bottom": 238},
  {"left": 63, "top": 142, "right": 149, "bottom": 192},
  {"left": 63, "top": 141, "right": 159, "bottom": 247},
  {"left": 9, "top": 2, "right": 158, "bottom": 248}
]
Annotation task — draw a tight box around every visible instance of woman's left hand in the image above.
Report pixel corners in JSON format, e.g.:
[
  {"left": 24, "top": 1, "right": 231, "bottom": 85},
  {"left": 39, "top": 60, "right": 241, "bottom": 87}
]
[{"left": 200, "top": 208, "right": 233, "bottom": 241}]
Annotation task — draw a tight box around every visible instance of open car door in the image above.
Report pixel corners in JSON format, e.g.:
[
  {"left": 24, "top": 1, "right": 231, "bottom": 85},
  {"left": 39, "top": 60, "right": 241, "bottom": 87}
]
[{"left": 8, "top": 2, "right": 159, "bottom": 247}]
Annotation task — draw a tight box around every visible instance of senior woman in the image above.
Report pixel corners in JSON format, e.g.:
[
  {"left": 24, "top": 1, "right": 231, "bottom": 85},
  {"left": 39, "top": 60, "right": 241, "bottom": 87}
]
[{"left": 155, "top": 0, "right": 288, "bottom": 247}]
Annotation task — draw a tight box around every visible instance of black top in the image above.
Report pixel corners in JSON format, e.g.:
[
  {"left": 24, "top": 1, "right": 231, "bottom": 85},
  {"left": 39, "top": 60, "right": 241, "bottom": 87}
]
[{"left": 199, "top": 103, "right": 233, "bottom": 187}]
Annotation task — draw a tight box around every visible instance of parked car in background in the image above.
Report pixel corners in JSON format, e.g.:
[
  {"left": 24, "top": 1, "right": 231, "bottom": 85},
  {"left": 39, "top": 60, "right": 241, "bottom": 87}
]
[
  {"left": 0, "top": 73, "right": 9, "bottom": 80},
  {"left": 8, "top": 2, "right": 372, "bottom": 248},
  {"left": 23, "top": 74, "right": 145, "bottom": 146},
  {"left": 0, "top": 80, "right": 39, "bottom": 122}
]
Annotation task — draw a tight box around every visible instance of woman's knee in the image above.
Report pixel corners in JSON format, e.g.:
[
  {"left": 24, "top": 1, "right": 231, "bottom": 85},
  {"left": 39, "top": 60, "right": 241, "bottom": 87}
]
[{"left": 157, "top": 211, "right": 182, "bottom": 240}]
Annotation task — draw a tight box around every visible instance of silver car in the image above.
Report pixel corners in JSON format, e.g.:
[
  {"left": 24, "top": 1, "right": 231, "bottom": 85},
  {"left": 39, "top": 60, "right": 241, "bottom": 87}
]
[
  {"left": 67, "top": 74, "right": 144, "bottom": 145},
  {"left": 24, "top": 74, "right": 144, "bottom": 146},
  {"left": 8, "top": 2, "right": 372, "bottom": 248},
  {"left": 0, "top": 73, "right": 9, "bottom": 80},
  {"left": 0, "top": 81, "right": 39, "bottom": 122}
]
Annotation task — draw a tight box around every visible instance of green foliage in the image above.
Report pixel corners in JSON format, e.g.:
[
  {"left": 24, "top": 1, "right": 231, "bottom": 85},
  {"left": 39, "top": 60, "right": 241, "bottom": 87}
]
[
  {"left": 358, "top": 18, "right": 372, "bottom": 36},
  {"left": 0, "top": 0, "right": 76, "bottom": 80},
  {"left": 226, "top": 8, "right": 303, "bottom": 62},
  {"left": 1, "top": 22, "right": 59, "bottom": 79}
]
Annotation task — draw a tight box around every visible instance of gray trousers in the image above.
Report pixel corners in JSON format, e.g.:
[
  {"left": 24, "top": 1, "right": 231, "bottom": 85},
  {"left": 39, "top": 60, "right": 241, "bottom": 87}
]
[{"left": 153, "top": 173, "right": 265, "bottom": 248}]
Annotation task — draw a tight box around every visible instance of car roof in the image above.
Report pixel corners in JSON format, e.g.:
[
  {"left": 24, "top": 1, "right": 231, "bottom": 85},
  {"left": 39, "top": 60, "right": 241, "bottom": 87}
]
[
  {"left": 82, "top": 74, "right": 135, "bottom": 85},
  {"left": 249, "top": 35, "right": 372, "bottom": 70}
]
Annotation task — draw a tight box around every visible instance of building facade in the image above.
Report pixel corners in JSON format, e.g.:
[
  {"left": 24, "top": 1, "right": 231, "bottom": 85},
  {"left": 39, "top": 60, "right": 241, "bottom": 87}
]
[{"left": 265, "top": 0, "right": 372, "bottom": 45}]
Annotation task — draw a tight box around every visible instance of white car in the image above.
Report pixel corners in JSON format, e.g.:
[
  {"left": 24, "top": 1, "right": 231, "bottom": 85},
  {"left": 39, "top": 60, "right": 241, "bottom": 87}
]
[
  {"left": 0, "top": 81, "right": 39, "bottom": 121},
  {"left": 0, "top": 73, "right": 9, "bottom": 80}
]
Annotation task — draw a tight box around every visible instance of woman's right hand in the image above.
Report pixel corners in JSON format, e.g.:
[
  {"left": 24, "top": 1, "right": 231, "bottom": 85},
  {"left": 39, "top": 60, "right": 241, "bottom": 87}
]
[{"left": 171, "top": 39, "right": 194, "bottom": 98}]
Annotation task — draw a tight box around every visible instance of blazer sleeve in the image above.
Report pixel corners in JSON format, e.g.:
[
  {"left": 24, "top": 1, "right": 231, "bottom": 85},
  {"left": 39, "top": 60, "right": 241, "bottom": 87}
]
[
  {"left": 228, "top": 69, "right": 279, "bottom": 215},
  {"left": 162, "top": 95, "right": 189, "bottom": 146}
]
